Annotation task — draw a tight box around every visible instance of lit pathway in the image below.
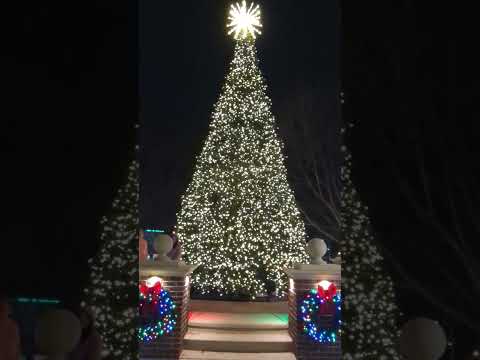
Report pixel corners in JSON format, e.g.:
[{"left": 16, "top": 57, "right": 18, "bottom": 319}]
[
  {"left": 184, "top": 311, "right": 293, "bottom": 355},
  {"left": 188, "top": 311, "right": 289, "bottom": 330},
  {"left": 181, "top": 302, "right": 295, "bottom": 358}
]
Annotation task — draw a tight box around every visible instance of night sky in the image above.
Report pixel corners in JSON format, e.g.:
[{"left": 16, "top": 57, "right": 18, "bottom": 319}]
[
  {"left": 342, "top": 2, "right": 480, "bottom": 354},
  {"left": 1, "top": 1, "right": 137, "bottom": 303}
]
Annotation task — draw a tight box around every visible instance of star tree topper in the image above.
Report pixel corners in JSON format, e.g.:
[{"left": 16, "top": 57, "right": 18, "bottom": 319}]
[{"left": 227, "top": 0, "right": 262, "bottom": 40}]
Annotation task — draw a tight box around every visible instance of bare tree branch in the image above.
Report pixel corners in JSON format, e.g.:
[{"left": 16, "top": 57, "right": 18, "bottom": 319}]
[
  {"left": 280, "top": 91, "right": 341, "bottom": 243},
  {"left": 380, "top": 243, "right": 480, "bottom": 333},
  {"left": 375, "top": 130, "right": 480, "bottom": 332},
  {"left": 415, "top": 144, "right": 435, "bottom": 215},
  {"left": 299, "top": 206, "right": 338, "bottom": 244},
  {"left": 392, "top": 163, "right": 480, "bottom": 291}
]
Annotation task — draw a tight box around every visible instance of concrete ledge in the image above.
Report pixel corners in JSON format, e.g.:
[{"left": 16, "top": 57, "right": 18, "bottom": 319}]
[
  {"left": 184, "top": 328, "right": 293, "bottom": 353},
  {"left": 190, "top": 300, "right": 288, "bottom": 313},
  {"left": 179, "top": 351, "right": 296, "bottom": 359},
  {"left": 139, "top": 260, "right": 198, "bottom": 278},
  {"left": 285, "top": 264, "right": 341, "bottom": 280},
  {"left": 188, "top": 312, "right": 288, "bottom": 330}
]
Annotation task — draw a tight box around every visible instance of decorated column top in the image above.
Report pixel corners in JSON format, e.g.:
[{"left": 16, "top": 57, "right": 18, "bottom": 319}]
[
  {"left": 285, "top": 238, "right": 341, "bottom": 280},
  {"left": 139, "top": 234, "right": 198, "bottom": 279}
]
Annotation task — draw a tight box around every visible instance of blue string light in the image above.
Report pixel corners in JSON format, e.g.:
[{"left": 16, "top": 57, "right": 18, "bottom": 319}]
[
  {"left": 300, "top": 288, "right": 342, "bottom": 343},
  {"left": 138, "top": 286, "right": 177, "bottom": 342}
]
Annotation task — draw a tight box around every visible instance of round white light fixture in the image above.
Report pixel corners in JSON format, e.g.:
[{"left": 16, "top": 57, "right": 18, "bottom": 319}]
[
  {"left": 145, "top": 276, "right": 162, "bottom": 288},
  {"left": 318, "top": 280, "right": 332, "bottom": 290}
]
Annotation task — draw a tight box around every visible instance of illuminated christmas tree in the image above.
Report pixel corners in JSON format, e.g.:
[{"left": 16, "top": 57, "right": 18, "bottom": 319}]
[
  {"left": 340, "top": 125, "right": 401, "bottom": 359},
  {"left": 83, "top": 156, "right": 139, "bottom": 360},
  {"left": 177, "top": 1, "right": 308, "bottom": 297}
]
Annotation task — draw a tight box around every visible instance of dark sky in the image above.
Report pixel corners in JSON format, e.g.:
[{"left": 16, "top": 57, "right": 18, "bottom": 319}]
[
  {"left": 1, "top": 1, "right": 137, "bottom": 302},
  {"left": 139, "top": 0, "right": 339, "bottom": 230},
  {"left": 342, "top": 2, "right": 480, "bottom": 354}
]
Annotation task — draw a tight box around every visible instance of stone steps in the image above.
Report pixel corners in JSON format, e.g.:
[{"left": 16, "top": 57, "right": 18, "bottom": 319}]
[
  {"left": 180, "top": 350, "right": 296, "bottom": 360},
  {"left": 183, "top": 302, "right": 295, "bottom": 357},
  {"left": 189, "top": 300, "right": 288, "bottom": 314},
  {"left": 183, "top": 327, "right": 293, "bottom": 353},
  {"left": 188, "top": 311, "right": 288, "bottom": 330}
]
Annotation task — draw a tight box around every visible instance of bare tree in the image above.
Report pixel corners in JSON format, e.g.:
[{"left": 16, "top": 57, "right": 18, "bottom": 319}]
[
  {"left": 279, "top": 90, "right": 342, "bottom": 245},
  {"left": 369, "top": 0, "right": 480, "bottom": 333},
  {"left": 377, "top": 133, "right": 480, "bottom": 335}
]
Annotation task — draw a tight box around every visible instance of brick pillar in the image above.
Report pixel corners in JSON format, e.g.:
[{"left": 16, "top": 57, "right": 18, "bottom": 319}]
[
  {"left": 139, "top": 262, "right": 198, "bottom": 360},
  {"left": 286, "top": 264, "right": 342, "bottom": 360}
]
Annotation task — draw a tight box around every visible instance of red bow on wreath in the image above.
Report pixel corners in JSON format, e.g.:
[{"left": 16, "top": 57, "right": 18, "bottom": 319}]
[
  {"left": 317, "top": 283, "right": 337, "bottom": 315},
  {"left": 151, "top": 281, "right": 162, "bottom": 295},
  {"left": 317, "top": 282, "right": 337, "bottom": 300},
  {"left": 139, "top": 281, "right": 163, "bottom": 295},
  {"left": 140, "top": 280, "right": 163, "bottom": 317},
  {"left": 139, "top": 283, "right": 148, "bottom": 295}
]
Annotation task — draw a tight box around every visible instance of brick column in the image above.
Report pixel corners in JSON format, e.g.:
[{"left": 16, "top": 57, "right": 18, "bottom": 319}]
[
  {"left": 139, "top": 261, "right": 198, "bottom": 360},
  {"left": 285, "top": 264, "right": 342, "bottom": 360}
]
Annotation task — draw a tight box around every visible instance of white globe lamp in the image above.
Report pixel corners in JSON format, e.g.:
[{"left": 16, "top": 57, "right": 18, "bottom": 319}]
[
  {"left": 153, "top": 234, "right": 174, "bottom": 262},
  {"left": 307, "top": 238, "right": 328, "bottom": 265},
  {"left": 398, "top": 317, "right": 448, "bottom": 360},
  {"left": 35, "top": 309, "right": 81, "bottom": 360}
]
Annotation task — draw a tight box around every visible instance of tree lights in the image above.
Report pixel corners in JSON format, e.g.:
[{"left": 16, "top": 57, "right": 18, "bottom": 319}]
[
  {"left": 83, "top": 159, "right": 139, "bottom": 360},
  {"left": 177, "top": 4, "right": 308, "bottom": 297},
  {"left": 340, "top": 126, "right": 401, "bottom": 359}
]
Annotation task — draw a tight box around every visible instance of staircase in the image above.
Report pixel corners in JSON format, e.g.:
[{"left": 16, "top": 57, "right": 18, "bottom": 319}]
[{"left": 180, "top": 300, "right": 295, "bottom": 360}]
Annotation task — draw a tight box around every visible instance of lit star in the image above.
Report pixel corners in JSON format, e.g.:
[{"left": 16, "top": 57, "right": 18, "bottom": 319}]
[{"left": 227, "top": 1, "right": 262, "bottom": 40}]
